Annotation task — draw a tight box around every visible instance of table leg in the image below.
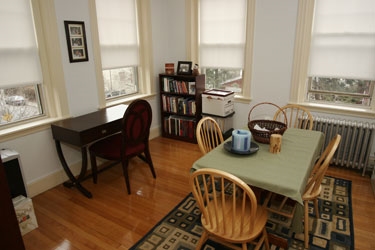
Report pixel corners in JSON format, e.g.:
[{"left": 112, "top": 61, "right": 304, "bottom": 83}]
[{"left": 54, "top": 140, "right": 92, "bottom": 198}]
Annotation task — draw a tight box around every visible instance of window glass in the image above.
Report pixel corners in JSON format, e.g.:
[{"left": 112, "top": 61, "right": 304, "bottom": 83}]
[
  {"left": 103, "top": 67, "right": 138, "bottom": 99},
  {"left": 307, "top": 77, "right": 373, "bottom": 107},
  {"left": 202, "top": 68, "right": 243, "bottom": 93},
  {"left": 0, "top": 85, "right": 43, "bottom": 125}
]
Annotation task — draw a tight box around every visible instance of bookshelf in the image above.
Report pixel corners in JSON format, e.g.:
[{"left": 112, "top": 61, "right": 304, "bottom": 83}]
[{"left": 159, "top": 73, "right": 205, "bottom": 143}]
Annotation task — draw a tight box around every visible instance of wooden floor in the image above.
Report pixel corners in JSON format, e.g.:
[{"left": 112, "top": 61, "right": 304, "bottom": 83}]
[{"left": 22, "top": 136, "right": 375, "bottom": 250}]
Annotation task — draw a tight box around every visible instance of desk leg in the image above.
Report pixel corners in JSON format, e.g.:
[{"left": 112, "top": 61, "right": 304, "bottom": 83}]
[{"left": 54, "top": 140, "right": 92, "bottom": 198}]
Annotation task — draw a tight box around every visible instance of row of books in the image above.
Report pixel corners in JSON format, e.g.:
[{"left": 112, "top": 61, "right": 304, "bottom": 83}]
[
  {"left": 162, "top": 77, "right": 196, "bottom": 94},
  {"left": 164, "top": 115, "right": 196, "bottom": 138},
  {"left": 162, "top": 95, "right": 196, "bottom": 115}
]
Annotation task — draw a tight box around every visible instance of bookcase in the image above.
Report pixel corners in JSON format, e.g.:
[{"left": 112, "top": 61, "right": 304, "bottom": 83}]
[{"left": 159, "top": 73, "right": 205, "bottom": 143}]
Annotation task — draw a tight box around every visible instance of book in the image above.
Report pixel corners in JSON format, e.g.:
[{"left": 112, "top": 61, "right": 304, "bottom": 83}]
[{"left": 188, "top": 82, "right": 196, "bottom": 95}]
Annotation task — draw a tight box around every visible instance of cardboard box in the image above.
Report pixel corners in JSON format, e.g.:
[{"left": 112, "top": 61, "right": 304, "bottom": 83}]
[
  {"left": 202, "top": 89, "right": 234, "bottom": 117},
  {"left": 12, "top": 196, "right": 38, "bottom": 235},
  {"left": 202, "top": 113, "right": 234, "bottom": 133}
]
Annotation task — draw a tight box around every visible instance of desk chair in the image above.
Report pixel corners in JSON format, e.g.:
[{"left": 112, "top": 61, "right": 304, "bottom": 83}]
[
  {"left": 88, "top": 99, "right": 156, "bottom": 194},
  {"left": 274, "top": 104, "right": 313, "bottom": 130},
  {"left": 196, "top": 117, "right": 224, "bottom": 154},
  {"left": 263, "top": 134, "right": 341, "bottom": 248},
  {"left": 190, "top": 168, "right": 270, "bottom": 250}
]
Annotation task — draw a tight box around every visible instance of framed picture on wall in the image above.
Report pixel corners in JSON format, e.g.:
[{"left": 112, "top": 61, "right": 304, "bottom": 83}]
[{"left": 64, "top": 20, "right": 89, "bottom": 63}]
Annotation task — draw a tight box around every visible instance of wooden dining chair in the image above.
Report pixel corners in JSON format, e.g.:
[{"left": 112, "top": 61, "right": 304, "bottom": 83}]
[
  {"left": 263, "top": 134, "right": 341, "bottom": 248},
  {"left": 273, "top": 104, "right": 313, "bottom": 130},
  {"left": 190, "top": 168, "right": 270, "bottom": 250},
  {"left": 196, "top": 117, "right": 224, "bottom": 154},
  {"left": 88, "top": 99, "right": 156, "bottom": 194}
]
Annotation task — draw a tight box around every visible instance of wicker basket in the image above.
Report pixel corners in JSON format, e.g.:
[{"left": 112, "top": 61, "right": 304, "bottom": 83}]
[{"left": 247, "top": 102, "right": 287, "bottom": 144}]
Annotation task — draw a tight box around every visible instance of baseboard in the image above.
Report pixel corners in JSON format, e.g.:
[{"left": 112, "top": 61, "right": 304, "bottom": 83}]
[
  {"left": 27, "top": 126, "right": 161, "bottom": 197},
  {"left": 27, "top": 161, "right": 81, "bottom": 197}
]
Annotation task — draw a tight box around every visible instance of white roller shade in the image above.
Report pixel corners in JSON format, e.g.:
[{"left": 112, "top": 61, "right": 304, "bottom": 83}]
[
  {"left": 0, "top": 0, "right": 43, "bottom": 88},
  {"left": 308, "top": 0, "right": 375, "bottom": 80},
  {"left": 96, "top": 0, "right": 139, "bottom": 69},
  {"left": 199, "top": 0, "right": 247, "bottom": 69}
]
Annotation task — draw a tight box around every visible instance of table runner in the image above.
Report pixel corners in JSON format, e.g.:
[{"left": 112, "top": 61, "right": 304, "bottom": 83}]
[{"left": 192, "top": 128, "right": 324, "bottom": 204}]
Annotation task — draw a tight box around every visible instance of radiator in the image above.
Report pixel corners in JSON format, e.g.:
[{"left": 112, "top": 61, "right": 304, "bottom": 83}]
[{"left": 309, "top": 117, "right": 375, "bottom": 175}]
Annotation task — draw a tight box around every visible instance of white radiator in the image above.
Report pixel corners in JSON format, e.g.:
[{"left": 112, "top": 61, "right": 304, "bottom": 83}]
[{"left": 310, "top": 117, "right": 375, "bottom": 175}]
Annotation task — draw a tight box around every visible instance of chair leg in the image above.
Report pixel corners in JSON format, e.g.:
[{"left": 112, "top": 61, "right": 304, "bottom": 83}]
[
  {"left": 144, "top": 149, "right": 156, "bottom": 178},
  {"left": 89, "top": 153, "right": 98, "bottom": 184},
  {"left": 313, "top": 198, "right": 319, "bottom": 218},
  {"left": 304, "top": 200, "right": 309, "bottom": 249},
  {"left": 196, "top": 230, "right": 208, "bottom": 250},
  {"left": 263, "top": 227, "right": 270, "bottom": 250},
  {"left": 121, "top": 159, "right": 131, "bottom": 194},
  {"left": 241, "top": 242, "right": 247, "bottom": 250}
]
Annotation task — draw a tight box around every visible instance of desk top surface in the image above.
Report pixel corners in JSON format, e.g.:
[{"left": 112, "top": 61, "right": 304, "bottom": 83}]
[
  {"left": 192, "top": 128, "right": 324, "bottom": 204},
  {"left": 51, "top": 104, "right": 128, "bottom": 132}
]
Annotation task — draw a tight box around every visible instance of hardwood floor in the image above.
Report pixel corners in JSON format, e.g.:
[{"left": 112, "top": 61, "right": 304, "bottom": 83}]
[{"left": 22, "top": 137, "right": 375, "bottom": 250}]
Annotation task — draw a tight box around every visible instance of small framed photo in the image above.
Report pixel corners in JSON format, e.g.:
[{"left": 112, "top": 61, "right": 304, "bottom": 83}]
[
  {"left": 177, "top": 61, "right": 192, "bottom": 75},
  {"left": 64, "top": 20, "right": 89, "bottom": 63}
]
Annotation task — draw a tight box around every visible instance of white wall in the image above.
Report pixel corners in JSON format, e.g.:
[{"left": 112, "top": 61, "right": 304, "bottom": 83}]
[
  {"left": 54, "top": 0, "right": 99, "bottom": 116},
  {"left": 234, "top": 0, "right": 299, "bottom": 128},
  {"left": 0, "top": 0, "right": 373, "bottom": 197}
]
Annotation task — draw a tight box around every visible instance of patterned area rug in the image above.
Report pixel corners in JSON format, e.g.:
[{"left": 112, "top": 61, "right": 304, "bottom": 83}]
[{"left": 130, "top": 176, "right": 354, "bottom": 250}]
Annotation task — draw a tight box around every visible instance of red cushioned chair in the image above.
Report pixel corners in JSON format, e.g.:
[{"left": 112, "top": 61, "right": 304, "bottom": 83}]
[{"left": 89, "top": 99, "right": 156, "bottom": 194}]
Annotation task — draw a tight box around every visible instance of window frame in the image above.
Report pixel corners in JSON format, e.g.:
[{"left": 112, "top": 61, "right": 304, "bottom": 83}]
[
  {"left": 89, "top": 0, "right": 155, "bottom": 109},
  {"left": 0, "top": 0, "right": 69, "bottom": 142},
  {"left": 186, "top": 0, "right": 256, "bottom": 103},
  {"left": 290, "top": 0, "right": 375, "bottom": 118}
]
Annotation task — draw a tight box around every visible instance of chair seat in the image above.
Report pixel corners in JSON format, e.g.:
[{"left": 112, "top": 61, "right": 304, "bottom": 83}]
[{"left": 90, "top": 133, "right": 146, "bottom": 159}]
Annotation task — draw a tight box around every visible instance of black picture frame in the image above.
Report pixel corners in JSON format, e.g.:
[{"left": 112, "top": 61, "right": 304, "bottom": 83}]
[
  {"left": 64, "top": 21, "right": 89, "bottom": 63},
  {"left": 177, "top": 61, "right": 192, "bottom": 75}
]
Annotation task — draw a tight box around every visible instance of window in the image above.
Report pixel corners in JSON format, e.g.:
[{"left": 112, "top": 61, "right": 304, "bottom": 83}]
[
  {"left": 291, "top": 0, "right": 375, "bottom": 113},
  {"left": 188, "top": 0, "right": 255, "bottom": 99},
  {"left": 95, "top": 0, "right": 139, "bottom": 100},
  {"left": 307, "top": 77, "right": 374, "bottom": 107},
  {"left": 200, "top": 0, "right": 246, "bottom": 94},
  {"left": 0, "top": 0, "right": 44, "bottom": 126}
]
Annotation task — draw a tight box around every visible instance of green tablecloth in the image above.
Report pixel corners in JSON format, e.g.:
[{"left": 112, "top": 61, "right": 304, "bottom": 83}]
[{"left": 191, "top": 128, "right": 324, "bottom": 232}]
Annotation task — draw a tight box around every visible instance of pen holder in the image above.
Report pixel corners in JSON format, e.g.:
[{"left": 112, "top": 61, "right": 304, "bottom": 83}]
[{"left": 269, "top": 134, "right": 282, "bottom": 153}]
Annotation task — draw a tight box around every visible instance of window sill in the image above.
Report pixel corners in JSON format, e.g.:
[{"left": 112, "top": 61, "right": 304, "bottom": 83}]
[
  {"left": 0, "top": 117, "right": 64, "bottom": 143},
  {"left": 234, "top": 95, "right": 251, "bottom": 104},
  {"left": 296, "top": 102, "right": 375, "bottom": 119},
  {"left": 0, "top": 93, "right": 157, "bottom": 143},
  {"left": 104, "top": 93, "right": 156, "bottom": 108}
]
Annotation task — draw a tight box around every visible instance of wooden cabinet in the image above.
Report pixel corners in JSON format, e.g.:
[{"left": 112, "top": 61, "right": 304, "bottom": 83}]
[
  {"left": 0, "top": 156, "right": 25, "bottom": 250},
  {"left": 159, "top": 74, "right": 205, "bottom": 143}
]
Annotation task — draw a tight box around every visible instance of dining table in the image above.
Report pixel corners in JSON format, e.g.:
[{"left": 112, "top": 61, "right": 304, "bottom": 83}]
[{"left": 191, "top": 128, "right": 325, "bottom": 235}]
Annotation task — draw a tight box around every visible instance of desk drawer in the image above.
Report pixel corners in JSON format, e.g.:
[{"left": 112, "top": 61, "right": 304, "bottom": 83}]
[{"left": 80, "top": 121, "right": 122, "bottom": 145}]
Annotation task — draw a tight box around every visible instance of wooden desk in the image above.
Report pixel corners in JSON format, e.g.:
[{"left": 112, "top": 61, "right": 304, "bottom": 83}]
[{"left": 51, "top": 104, "right": 128, "bottom": 198}]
